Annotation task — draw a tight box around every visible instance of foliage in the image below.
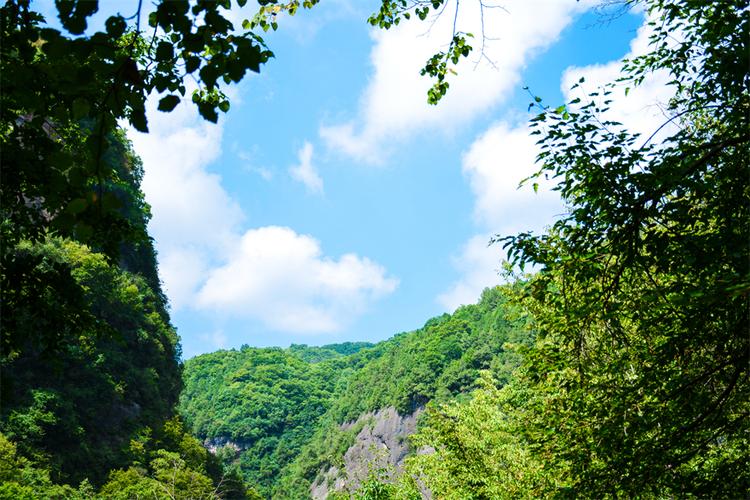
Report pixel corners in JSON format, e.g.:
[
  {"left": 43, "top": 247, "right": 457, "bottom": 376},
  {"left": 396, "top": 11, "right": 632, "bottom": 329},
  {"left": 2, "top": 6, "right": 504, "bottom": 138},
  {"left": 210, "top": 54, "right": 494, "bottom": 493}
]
[
  {"left": 404, "top": 371, "right": 556, "bottom": 500},
  {"left": 179, "top": 343, "right": 385, "bottom": 498},
  {"left": 270, "top": 286, "right": 533, "bottom": 498},
  {"left": 0, "top": 125, "right": 257, "bottom": 498},
  {"left": 179, "top": 286, "right": 533, "bottom": 499},
  {"left": 0, "top": 431, "right": 95, "bottom": 500},
  {"left": 327, "top": 446, "right": 420, "bottom": 500},
  {"left": 368, "top": 0, "right": 475, "bottom": 104},
  {"left": 286, "top": 342, "right": 376, "bottom": 364},
  {"left": 0, "top": 416, "right": 251, "bottom": 500},
  {"left": 98, "top": 416, "right": 250, "bottom": 500},
  {"left": 0, "top": 0, "right": 321, "bottom": 367},
  {"left": 0, "top": 239, "right": 182, "bottom": 487},
  {"left": 326, "top": 286, "right": 534, "bottom": 424},
  {"left": 485, "top": 0, "right": 749, "bottom": 497}
]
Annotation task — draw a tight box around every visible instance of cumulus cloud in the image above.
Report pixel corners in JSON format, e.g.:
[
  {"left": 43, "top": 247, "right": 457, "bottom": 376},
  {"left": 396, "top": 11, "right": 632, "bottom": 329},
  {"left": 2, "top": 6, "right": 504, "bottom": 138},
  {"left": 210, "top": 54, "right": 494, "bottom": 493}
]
[
  {"left": 437, "top": 122, "right": 563, "bottom": 310},
  {"left": 196, "top": 226, "right": 399, "bottom": 333},
  {"left": 129, "top": 94, "right": 395, "bottom": 333},
  {"left": 320, "top": 0, "right": 594, "bottom": 163},
  {"left": 438, "top": 9, "right": 677, "bottom": 311},
  {"left": 128, "top": 94, "right": 245, "bottom": 310},
  {"left": 289, "top": 142, "right": 324, "bottom": 195}
]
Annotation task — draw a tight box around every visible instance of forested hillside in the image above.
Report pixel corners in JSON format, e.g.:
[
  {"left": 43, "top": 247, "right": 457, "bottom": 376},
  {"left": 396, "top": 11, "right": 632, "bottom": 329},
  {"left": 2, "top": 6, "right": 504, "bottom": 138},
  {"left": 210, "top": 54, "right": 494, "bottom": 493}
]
[
  {"left": 0, "top": 129, "right": 254, "bottom": 499},
  {"left": 179, "top": 286, "right": 534, "bottom": 499}
]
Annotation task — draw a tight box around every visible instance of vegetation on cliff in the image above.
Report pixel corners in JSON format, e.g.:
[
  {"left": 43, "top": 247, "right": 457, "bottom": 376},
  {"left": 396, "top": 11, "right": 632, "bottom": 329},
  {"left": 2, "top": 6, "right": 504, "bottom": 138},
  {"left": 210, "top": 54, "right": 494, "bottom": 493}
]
[{"left": 179, "top": 285, "right": 535, "bottom": 498}]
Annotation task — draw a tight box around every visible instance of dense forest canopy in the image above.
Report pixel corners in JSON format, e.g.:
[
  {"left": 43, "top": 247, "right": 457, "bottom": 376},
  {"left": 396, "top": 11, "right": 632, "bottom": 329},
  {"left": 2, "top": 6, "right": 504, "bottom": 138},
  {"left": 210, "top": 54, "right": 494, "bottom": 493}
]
[{"left": 178, "top": 286, "right": 534, "bottom": 498}]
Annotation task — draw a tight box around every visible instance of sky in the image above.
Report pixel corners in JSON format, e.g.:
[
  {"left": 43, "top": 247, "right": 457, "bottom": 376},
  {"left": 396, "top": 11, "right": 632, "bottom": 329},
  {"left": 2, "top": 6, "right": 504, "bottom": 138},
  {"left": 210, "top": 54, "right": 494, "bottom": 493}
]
[{"left": 37, "top": 0, "right": 677, "bottom": 359}]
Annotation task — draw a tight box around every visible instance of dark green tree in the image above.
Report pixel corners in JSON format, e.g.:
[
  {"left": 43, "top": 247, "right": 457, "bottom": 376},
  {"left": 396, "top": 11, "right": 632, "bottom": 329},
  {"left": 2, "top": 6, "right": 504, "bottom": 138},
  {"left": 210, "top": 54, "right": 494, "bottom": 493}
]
[
  {"left": 0, "top": 0, "right": 320, "bottom": 367},
  {"left": 495, "top": 0, "right": 748, "bottom": 497}
]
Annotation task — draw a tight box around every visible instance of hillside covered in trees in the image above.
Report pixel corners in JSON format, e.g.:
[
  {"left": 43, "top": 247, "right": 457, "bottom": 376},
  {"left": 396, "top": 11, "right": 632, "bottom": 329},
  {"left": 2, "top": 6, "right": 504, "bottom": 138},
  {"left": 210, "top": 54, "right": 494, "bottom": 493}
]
[
  {"left": 179, "top": 286, "right": 534, "bottom": 499},
  {"left": 0, "top": 126, "right": 257, "bottom": 499}
]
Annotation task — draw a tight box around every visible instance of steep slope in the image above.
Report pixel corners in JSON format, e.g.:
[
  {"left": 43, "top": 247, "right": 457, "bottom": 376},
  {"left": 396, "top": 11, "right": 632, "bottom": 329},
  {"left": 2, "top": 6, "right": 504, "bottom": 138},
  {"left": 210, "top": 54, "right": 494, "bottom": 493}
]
[
  {"left": 0, "top": 130, "right": 253, "bottom": 499},
  {"left": 179, "top": 342, "right": 383, "bottom": 498},
  {"left": 180, "top": 286, "right": 535, "bottom": 500}
]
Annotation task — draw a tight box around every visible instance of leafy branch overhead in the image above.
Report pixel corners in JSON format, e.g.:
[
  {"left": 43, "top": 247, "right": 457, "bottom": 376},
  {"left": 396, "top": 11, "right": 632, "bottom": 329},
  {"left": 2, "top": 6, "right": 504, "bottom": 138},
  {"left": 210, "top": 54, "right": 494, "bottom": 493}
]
[
  {"left": 0, "top": 0, "right": 326, "bottom": 364},
  {"left": 370, "top": 0, "right": 489, "bottom": 105}
]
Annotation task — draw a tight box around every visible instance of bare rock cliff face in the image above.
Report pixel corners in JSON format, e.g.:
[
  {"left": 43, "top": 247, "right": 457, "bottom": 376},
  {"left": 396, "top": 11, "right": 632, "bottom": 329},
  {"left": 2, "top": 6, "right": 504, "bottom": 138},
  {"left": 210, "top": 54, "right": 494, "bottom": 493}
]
[
  {"left": 203, "top": 436, "right": 252, "bottom": 455},
  {"left": 311, "top": 407, "right": 424, "bottom": 499}
]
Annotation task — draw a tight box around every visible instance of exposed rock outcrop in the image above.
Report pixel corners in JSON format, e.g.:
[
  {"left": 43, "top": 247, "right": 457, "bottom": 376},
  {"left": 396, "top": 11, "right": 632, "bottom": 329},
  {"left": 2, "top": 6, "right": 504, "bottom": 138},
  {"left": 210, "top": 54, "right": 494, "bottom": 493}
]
[
  {"left": 311, "top": 407, "right": 425, "bottom": 499},
  {"left": 203, "top": 436, "right": 252, "bottom": 455}
]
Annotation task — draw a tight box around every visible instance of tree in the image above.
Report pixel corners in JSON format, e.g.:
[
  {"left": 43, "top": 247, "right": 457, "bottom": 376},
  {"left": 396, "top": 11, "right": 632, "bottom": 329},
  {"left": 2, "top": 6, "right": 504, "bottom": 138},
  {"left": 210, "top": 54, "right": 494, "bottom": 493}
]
[
  {"left": 493, "top": 0, "right": 748, "bottom": 497},
  {"left": 1, "top": 0, "right": 318, "bottom": 368},
  {"left": 405, "top": 371, "right": 554, "bottom": 500}
]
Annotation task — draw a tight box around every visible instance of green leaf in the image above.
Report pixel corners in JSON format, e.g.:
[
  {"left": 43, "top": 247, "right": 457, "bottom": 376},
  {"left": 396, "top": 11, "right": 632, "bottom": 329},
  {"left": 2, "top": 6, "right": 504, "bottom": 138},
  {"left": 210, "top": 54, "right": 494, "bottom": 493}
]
[
  {"left": 130, "top": 109, "right": 149, "bottom": 133},
  {"left": 105, "top": 15, "right": 126, "bottom": 37},
  {"left": 74, "top": 222, "right": 93, "bottom": 241},
  {"left": 157, "top": 95, "right": 181, "bottom": 112},
  {"left": 155, "top": 41, "right": 174, "bottom": 61},
  {"left": 198, "top": 103, "right": 219, "bottom": 123},
  {"left": 72, "top": 98, "right": 90, "bottom": 121},
  {"left": 52, "top": 213, "right": 77, "bottom": 231},
  {"left": 185, "top": 56, "right": 201, "bottom": 74},
  {"left": 66, "top": 198, "right": 88, "bottom": 215},
  {"left": 101, "top": 193, "right": 123, "bottom": 213}
]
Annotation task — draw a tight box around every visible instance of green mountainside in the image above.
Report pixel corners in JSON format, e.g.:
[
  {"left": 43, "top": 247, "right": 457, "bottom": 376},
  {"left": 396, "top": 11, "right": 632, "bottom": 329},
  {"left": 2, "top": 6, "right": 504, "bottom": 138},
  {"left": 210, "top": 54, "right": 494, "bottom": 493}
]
[
  {"left": 179, "top": 286, "right": 535, "bottom": 499},
  {"left": 0, "top": 131, "right": 254, "bottom": 500}
]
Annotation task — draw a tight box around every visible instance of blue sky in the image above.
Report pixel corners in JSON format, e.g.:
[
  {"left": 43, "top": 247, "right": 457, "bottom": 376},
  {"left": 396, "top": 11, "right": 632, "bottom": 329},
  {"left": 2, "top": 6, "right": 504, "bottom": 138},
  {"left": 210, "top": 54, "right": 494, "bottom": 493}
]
[{"left": 38, "top": 1, "right": 676, "bottom": 359}]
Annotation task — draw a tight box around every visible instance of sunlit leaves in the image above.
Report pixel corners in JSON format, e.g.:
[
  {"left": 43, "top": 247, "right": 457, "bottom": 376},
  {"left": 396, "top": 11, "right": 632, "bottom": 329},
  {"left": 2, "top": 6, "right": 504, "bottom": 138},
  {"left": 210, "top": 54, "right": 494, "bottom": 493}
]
[
  {"left": 493, "top": 0, "right": 750, "bottom": 496},
  {"left": 419, "top": 33, "right": 473, "bottom": 105}
]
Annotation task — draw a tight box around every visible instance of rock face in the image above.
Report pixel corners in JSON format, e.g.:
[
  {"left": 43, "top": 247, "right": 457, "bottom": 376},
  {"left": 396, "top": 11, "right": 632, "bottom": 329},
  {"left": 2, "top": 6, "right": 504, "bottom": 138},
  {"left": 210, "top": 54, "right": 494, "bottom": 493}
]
[
  {"left": 203, "top": 436, "right": 251, "bottom": 455},
  {"left": 310, "top": 407, "right": 423, "bottom": 499}
]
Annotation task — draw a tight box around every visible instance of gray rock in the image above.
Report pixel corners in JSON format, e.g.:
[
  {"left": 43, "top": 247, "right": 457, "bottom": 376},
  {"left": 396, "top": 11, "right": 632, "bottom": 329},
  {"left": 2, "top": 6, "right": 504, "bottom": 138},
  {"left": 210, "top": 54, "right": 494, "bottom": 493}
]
[{"left": 311, "top": 406, "right": 429, "bottom": 499}]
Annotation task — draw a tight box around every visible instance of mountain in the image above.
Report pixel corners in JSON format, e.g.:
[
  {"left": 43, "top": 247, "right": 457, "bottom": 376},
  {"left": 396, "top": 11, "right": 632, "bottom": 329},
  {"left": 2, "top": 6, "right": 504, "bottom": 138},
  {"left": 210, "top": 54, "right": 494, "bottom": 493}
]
[
  {"left": 0, "top": 130, "right": 254, "bottom": 500},
  {"left": 179, "top": 285, "right": 535, "bottom": 499}
]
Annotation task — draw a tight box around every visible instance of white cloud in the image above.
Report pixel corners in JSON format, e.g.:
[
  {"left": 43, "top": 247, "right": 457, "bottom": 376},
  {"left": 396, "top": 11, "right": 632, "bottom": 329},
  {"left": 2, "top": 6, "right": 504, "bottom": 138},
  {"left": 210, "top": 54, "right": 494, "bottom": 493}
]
[
  {"left": 196, "top": 226, "right": 399, "bottom": 333},
  {"left": 129, "top": 93, "right": 395, "bottom": 332},
  {"left": 438, "top": 121, "right": 564, "bottom": 310},
  {"left": 128, "top": 95, "right": 245, "bottom": 310},
  {"left": 436, "top": 233, "right": 508, "bottom": 310},
  {"left": 239, "top": 148, "right": 275, "bottom": 181},
  {"left": 463, "top": 121, "right": 563, "bottom": 232},
  {"left": 289, "top": 142, "right": 324, "bottom": 195},
  {"left": 438, "top": 9, "right": 677, "bottom": 312},
  {"left": 320, "top": 0, "right": 594, "bottom": 163}
]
